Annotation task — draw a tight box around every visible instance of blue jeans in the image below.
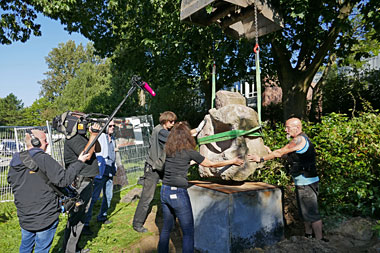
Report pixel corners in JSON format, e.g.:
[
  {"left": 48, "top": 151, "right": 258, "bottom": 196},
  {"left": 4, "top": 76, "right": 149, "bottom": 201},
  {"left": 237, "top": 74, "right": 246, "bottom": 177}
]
[
  {"left": 84, "top": 176, "right": 113, "bottom": 226},
  {"left": 20, "top": 219, "right": 59, "bottom": 253},
  {"left": 158, "top": 185, "right": 194, "bottom": 253}
]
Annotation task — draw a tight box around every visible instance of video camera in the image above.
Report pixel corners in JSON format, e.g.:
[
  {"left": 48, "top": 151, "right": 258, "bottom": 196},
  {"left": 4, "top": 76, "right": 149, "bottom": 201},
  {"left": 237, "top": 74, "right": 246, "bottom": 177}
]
[
  {"left": 58, "top": 185, "right": 84, "bottom": 213},
  {"left": 52, "top": 111, "right": 109, "bottom": 139}
]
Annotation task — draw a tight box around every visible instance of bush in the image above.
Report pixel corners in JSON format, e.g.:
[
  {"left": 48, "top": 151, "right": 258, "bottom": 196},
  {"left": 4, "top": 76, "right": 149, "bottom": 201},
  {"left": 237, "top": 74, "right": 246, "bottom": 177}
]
[
  {"left": 260, "top": 112, "right": 380, "bottom": 217},
  {"left": 322, "top": 69, "right": 380, "bottom": 115}
]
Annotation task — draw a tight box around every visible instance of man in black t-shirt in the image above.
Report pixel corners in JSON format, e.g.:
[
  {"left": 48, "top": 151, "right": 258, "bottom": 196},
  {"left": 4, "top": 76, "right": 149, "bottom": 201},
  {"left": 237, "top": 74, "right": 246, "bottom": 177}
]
[{"left": 62, "top": 114, "right": 101, "bottom": 253}]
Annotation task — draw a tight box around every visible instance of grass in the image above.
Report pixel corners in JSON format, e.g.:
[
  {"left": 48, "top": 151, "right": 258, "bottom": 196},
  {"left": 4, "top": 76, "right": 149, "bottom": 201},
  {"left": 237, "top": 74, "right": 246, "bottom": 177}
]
[
  {"left": 0, "top": 202, "right": 20, "bottom": 252},
  {"left": 0, "top": 185, "right": 156, "bottom": 252}
]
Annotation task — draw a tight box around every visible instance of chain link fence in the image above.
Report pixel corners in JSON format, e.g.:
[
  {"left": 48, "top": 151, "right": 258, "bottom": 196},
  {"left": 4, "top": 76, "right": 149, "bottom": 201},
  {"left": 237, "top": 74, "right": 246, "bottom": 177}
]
[{"left": 0, "top": 115, "right": 153, "bottom": 202}]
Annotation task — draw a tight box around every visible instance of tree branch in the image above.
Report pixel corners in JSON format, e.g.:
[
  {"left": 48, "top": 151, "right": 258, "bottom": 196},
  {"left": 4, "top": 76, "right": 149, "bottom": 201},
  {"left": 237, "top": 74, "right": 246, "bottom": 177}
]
[
  {"left": 304, "top": 1, "right": 356, "bottom": 82},
  {"left": 313, "top": 52, "right": 336, "bottom": 94},
  {"left": 271, "top": 37, "right": 294, "bottom": 83}
]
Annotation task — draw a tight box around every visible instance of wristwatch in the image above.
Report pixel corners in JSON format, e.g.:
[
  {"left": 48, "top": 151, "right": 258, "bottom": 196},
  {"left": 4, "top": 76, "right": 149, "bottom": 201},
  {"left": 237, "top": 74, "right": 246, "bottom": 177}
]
[{"left": 260, "top": 157, "right": 265, "bottom": 163}]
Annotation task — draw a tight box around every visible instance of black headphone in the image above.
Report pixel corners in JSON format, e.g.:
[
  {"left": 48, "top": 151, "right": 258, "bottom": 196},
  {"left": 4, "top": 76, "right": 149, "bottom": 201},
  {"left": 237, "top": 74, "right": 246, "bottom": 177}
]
[{"left": 26, "top": 129, "right": 41, "bottom": 147}]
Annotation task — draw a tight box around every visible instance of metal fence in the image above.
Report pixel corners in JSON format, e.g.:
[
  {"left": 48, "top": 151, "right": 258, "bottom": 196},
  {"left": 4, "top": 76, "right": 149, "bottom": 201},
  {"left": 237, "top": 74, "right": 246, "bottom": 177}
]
[
  {"left": 0, "top": 126, "right": 32, "bottom": 202},
  {"left": 0, "top": 114, "right": 153, "bottom": 202}
]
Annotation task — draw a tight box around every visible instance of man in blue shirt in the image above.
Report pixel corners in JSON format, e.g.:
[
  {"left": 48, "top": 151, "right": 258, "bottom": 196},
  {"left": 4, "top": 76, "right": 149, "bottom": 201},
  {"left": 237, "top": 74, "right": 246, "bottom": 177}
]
[{"left": 248, "top": 117, "right": 327, "bottom": 241}]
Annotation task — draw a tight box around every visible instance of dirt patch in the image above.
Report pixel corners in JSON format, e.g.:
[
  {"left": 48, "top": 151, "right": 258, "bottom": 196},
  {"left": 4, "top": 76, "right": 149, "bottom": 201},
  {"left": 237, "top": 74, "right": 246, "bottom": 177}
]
[{"left": 127, "top": 205, "right": 183, "bottom": 253}]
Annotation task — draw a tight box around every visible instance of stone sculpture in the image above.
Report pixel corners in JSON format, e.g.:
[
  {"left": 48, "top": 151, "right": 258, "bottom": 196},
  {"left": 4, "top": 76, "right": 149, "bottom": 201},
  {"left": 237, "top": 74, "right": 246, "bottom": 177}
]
[{"left": 197, "top": 90, "right": 268, "bottom": 181}]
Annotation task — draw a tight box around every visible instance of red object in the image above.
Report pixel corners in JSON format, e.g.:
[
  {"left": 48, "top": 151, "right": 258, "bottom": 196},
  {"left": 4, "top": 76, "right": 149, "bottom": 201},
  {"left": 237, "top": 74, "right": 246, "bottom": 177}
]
[{"left": 254, "top": 43, "right": 260, "bottom": 54}]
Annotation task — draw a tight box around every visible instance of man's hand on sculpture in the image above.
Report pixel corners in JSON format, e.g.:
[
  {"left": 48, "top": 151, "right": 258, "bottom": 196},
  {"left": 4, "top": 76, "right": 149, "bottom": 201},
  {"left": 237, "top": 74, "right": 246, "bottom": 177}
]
[
  {"left": 247, "top": 154, "right": 260, "bottom": 163},
  {"left": 233, "top": 157, "right": 245, "bottom": 166},
  {"left": 264, "top": 145, "right": 272, "bottom": 153}
]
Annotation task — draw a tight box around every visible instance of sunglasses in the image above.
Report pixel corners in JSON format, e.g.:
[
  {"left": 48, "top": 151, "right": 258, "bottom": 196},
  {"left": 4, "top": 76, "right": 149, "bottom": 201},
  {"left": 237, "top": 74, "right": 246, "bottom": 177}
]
[{"left": 109, "top": 125, "right": 115, "bottom": 128}]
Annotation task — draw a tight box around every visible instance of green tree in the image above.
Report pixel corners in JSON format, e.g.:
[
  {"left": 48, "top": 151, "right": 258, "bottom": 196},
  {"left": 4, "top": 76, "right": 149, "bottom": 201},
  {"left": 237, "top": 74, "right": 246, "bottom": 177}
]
[
  {"left": 0, "top": 93, "right": 24, "bottom": 125},
  {"left": 36, "top": 0, "right": 379, "bottom": 121},
  {"left": 265, "top": 0, "right": 380, "bottom": 119},
  {"left": 32, "top": 40, "right": 111, "bottom": 121},
  {"left": 0, "top": 0, "right": 41, "bottom": 44},
  {"left": 32, "top": 0, "right": 266, "bottom": 125},
  {"left": 18, "top": 97, "right": 53, "bottom": 126},
  {"left": 55, "top": 59, "right": 112, "bottom": 114},
  {"left": 307, "top": 8, "right": 379, "bottom": 121},
  {"left": 0, "top": 0, "right": 84, "bottom": 45},
  {"left": 5, "top": 0, "right": 379, "bottom": 121},
  {"left": 39, "top": 41, "right": 101, "bottom": 102}
]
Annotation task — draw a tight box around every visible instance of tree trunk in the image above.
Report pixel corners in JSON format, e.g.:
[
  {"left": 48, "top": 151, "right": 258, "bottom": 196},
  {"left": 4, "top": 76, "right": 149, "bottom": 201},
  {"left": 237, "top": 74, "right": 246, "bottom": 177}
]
[
  {"left": 270, "top": 1, "right": 354, "bottom": 122},
  {"left": 308, "top": 53, "right": 337, "bottom": 121},
  {"left": 281, "top": 78, "right": 308, "bottom": 120}
]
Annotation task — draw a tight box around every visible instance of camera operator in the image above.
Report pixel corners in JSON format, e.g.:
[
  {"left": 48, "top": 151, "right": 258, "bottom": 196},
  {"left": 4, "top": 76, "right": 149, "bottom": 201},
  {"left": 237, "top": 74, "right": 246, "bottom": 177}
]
[
  {"left": 62, "top": 113, "right": 101, "bottom": 253},
  {"left": 8, "top": 129, "right": 90, "bottom": 253}
]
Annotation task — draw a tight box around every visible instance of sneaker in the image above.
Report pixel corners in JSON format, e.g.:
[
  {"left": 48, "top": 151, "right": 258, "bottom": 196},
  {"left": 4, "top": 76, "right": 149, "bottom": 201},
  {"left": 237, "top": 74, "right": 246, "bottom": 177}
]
[
  {"left": 304, "top": 233, "right": 313, "bottom": 239},
  {"left": 82, "top": 226, "right": 93, "bottom": 236},
  {"left": 133, "top": 226, "right": 148, "bottom": 233}
]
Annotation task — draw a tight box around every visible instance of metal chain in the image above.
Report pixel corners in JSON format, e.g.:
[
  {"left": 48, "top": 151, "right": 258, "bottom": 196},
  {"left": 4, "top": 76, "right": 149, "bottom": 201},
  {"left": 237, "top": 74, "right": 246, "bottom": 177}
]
[{"left": 254, "top": 0, "right": 259, "bottom": 45}]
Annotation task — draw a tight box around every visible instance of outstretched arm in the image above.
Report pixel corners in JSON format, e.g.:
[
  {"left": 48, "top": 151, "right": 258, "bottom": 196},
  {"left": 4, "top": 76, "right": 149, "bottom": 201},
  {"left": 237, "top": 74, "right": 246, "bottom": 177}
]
[
  {"left": 200, "top": 157, "right": 244, "bottom": 168},
  {"left": 247, "top": 135, "right": 306, "bottom": 162}
]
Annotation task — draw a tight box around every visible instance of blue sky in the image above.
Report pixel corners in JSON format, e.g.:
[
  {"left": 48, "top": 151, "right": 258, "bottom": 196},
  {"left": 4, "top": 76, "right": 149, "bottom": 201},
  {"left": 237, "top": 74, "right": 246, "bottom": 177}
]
[{"left": 0, "top": 15, "right": 89, "bottom": 107}]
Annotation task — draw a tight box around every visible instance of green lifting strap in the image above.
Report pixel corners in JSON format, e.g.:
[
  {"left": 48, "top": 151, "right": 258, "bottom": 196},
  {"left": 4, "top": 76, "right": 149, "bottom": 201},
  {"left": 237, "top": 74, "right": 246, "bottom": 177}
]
[{"left": 197, "top": 126, "right": 262, "bottom": 145}]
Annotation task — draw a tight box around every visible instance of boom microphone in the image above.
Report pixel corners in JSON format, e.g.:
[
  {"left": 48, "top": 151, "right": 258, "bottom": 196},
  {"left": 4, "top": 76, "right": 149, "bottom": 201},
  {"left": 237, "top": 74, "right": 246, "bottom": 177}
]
[
  {"left": 141, "top": 82, "right": 156, "bottom": 97},
  {"left": 83, "top": 75, "right": 149, "bottom": 154},
  {"left": 131, "top": 75, "right": 156, "bottom": 97}
]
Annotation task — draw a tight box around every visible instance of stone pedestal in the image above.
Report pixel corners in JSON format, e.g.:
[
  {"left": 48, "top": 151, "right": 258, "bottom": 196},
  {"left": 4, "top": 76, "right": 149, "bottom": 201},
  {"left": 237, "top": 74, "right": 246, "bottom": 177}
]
[{"left": 188, "top": 181, "right": 284, "bottom": 252}]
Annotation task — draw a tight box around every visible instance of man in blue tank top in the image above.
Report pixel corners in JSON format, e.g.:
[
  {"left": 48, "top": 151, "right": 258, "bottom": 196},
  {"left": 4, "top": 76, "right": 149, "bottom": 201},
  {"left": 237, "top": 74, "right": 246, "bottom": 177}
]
[{"left": 248, "top": 117, "right": 327, "bottom": 241}]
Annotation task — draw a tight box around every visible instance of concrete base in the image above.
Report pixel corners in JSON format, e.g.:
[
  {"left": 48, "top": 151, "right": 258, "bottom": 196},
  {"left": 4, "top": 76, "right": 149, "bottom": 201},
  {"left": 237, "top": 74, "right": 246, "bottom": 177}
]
[{"left": 188, "top": 181, "right": 284, "bottom": 252}]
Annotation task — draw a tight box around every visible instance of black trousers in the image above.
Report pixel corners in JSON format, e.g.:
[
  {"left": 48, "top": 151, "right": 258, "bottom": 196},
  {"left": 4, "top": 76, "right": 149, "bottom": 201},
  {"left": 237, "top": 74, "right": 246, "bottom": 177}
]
[
  {"left": 62, "top": 179, "right": 93, "bottom": 253},
  {"left": 132, "top": 163, "right": 161, "bottom": 227}
]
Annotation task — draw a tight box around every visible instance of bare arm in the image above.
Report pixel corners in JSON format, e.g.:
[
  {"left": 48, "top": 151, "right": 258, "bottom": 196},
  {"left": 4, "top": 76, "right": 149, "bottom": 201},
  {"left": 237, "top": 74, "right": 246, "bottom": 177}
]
[
  {"left": 200, "top": 157, "right": 244, "bottom": 168},
  {"left": 190, "top": 129, "right": 197, "bottom": 136},
  {"left": 247, "top": 135, "right": 306, "bottom": 162},
  {"left": 191, "top": 119, "right": 206, "bottom": 136}
]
